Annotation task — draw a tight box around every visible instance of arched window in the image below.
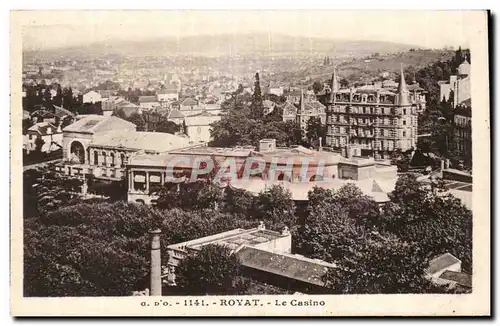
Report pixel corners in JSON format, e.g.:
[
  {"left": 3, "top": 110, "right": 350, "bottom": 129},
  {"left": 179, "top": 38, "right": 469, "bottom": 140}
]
[
  {"left": 110, "top": 152, "right": 115, "bottom": 166},
  {"left": 120, "top": 153, "right": 126, "bottom": 168},
  {"left": 102, "top": 152, "right": 107, "bottom": 166},
  {"left": 69, "top": 141, "right": 85, "bottom": 164},
  {"left": 277, "top": 172, "right": 285, "bottom": 181}
]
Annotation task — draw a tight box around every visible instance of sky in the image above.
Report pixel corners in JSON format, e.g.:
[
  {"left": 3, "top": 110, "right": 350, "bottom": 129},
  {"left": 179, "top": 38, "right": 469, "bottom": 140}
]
[{"left": 19, "top": 10, "right": 475, "bottom": 51}]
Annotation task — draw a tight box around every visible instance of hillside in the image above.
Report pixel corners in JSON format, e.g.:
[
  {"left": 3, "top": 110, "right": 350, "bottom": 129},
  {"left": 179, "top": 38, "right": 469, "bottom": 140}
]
[
  {"left": 23, "top": 32, "right": 419, "bottom": 60},
  {"left": 278, "top": 49, "right": 455, "bottom": 86}
]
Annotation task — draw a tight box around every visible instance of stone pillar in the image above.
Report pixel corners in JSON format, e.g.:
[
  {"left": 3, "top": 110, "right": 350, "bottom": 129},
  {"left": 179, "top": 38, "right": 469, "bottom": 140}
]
[{"left": 149, "top": 229, "right": 162, "bottom": 296}]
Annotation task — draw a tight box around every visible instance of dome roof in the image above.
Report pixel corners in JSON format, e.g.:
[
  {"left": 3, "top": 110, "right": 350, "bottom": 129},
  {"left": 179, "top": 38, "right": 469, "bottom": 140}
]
[{"left": 458, "top": 59, "right": 470, "bottom": 76}]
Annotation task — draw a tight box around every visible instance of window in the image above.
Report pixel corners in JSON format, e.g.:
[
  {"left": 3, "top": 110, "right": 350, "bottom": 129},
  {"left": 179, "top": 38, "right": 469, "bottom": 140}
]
[
  {"left": 403, "top": 109, "right": 407, "bottom": 115},
  {"left": 402, "top": 131, "right": 406, "bottom": 137},
  {"left": 102, "top": 152, "right": 107, "bottom": 166},
  {"left": 133, "top": 173, "right": 147, "bottom": 191},
  {"left": 94, "top": 151, "right": 98, "bottom": 165},
  {"left": 110, "top": 153, "right": 115, "bottom": 166},
  {"left": 149, "top": 172, "right": 162, "bottom": 187},
  {"left": 403, "top": 120, "right": 406, "bottom": 126},
  {"left": 120, "top": 153, "right": 126, "bottom": 168}
]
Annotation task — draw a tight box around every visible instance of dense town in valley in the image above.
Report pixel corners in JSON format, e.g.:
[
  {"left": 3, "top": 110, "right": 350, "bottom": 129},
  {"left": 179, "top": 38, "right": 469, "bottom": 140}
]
[{"left": 22, "top": 31, "right": 473, "bottom": 297}]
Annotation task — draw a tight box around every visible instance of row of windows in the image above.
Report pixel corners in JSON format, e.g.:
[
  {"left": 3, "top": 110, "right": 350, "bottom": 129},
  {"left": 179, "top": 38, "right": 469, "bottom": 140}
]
[
  {"left": 329, "top": 106, "right": 417, "bottom": 115},
  {"left": 329, "top": 116, "right": 411, "bottom": 125},
  {"left": 92, "top": 151, "right": 127, "bottom": 167},
  {"left": 329, "top": 139, "right": 407, "bottom": 151}
]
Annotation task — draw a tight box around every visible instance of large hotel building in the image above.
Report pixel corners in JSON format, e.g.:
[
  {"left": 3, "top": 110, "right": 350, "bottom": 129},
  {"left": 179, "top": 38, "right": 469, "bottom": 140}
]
[{"left": 325, "top": 66, "right": 426, "bottom": 159}]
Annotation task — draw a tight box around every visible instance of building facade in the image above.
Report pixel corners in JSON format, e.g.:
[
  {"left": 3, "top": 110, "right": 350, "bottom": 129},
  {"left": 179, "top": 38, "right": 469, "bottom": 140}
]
[
  {"left": 184, "top": 111, "right": 222, "bottom": 144},
  {"left": 453, "top": 103, "right": 472, "bottom": 161},
  {"left": 25, "top": 122, "right": 63, "bottom": 153},
  {"left": 295, "top": 90, "right": 326, "bottom": 131},
  {"left": 439, "top": 58, "right": 471, "bottom": 107},
  {"left": 58, "top": 115, "right": 192, "bottom": 180},
  {"left": 82, "top": 90, "right": 102, "bottom": 104},
  {"left": 126, "top": 139, "right": 398, "bottom": 205},
  {"left": 325, "top": 66, "right": 421, "bottom": 159}
]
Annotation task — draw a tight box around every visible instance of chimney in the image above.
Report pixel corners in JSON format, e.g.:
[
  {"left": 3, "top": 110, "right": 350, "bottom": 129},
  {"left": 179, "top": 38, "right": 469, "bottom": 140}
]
[
  {"left": 345, "top": 146, "right": 351, "bottom": 159},
  {"left": 149, "top": 229, "right": 162, "bottom": 296},
  {"left": 259, "top": 139, "right": 276, "bottom": 153}
]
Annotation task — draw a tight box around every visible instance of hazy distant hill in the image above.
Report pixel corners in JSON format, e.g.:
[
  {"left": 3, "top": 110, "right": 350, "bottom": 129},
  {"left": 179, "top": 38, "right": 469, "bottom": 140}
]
[
  {"left": 273, "top": 48, "right": 455, "bottom": 87},
  {"left": 24, "top": 33, "right": 420, "bottom": 60}
]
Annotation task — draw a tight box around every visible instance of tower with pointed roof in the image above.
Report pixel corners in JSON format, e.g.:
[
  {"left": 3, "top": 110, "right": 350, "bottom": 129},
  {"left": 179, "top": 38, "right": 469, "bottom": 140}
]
[
  {"left": 328, "top": 67, "right": 340, "bottom": 104},
  {"left": 397, "top": 64, "right": 411, "bottom": 106},
  {"left": 295, "top": 89, "right": 305, "bottom": 128},
  {"left": 325, "top": 63, "right": 423, "bottom": 159}
]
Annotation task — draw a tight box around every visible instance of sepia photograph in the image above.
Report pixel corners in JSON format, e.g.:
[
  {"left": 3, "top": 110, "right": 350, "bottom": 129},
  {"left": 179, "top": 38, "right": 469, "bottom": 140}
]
[{"left": 10, "top": 9, "right": 490, "bottom": 316}]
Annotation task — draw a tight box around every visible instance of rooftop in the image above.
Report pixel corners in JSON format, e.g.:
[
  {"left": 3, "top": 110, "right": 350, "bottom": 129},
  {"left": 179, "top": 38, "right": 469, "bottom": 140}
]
[
  {"left": 184, "top": 112, "right": 221, "bottom": 126},
  {"left": 167, "top": 109, "right": 185, "bottom": 120},
  {"left": 138, "top": 96, "right": 157, "bottom": 103},
  {"left": 169, "top": 146, "right": 254, "bottom": 158},
  {"left": 439, "top": 270, "right": 472, "bottom": 288},
  {"left": 91, "top": 130, "right": 192, "bottom": 152},
  {"left": 168, "top": 227, "right": 287, "bottom": 252},
  {"left": 426, "top": 253, "right": 461, "bottom": 275},
  {"left": 255, "top": 146, "right": 342, "bottom": 163},
  {"left": 53, "top": 105, "right": 75, "bottom": 118},
  {"left": 27, "top": 122, "right": 59, "bottom": 135},
  {"left": 180, "top": 98, "right": 198, "bottom": 107},
  {"left": 62, "top": 115, "right": 135, "bottom": 134},
  {"left": 236, "top": 246, "right": 336, "bottom": 287}
]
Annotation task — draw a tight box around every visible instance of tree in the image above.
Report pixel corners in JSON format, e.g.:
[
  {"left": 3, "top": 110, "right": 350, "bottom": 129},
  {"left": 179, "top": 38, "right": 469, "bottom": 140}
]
[
  {"left": 312, "top": 81, "right": 323, "bottom": 94},
  {"left": 127, "top": 113, "right": 146, "bottom": 131},
  {"left": 175, "top": 244, "right": 247, "bottom": 295},
  {"left": 383, "top": 174, "right": 472, "bottom": 273},
  {"left": 323, "top": 233, "right": 435, "bottom": 294},
  {"left": 305, "top": 116, "right": 327, "bottom": 148},
  {"left": 22, "top": 118, "right": 32, "bottom": 134},
  {"left": 43, "top": 87, "right": 52, "bottom": 104},
  {"left": 235, "top": 83, "right": 244, "bottom": 95},
  {"left": 34, "top": 136, "right": 45, "bottom": 152},
  {"left": 222, "top": 187, "right": 255, "bottom": 217},
  {"left": 53, "top": 85, "right": 63, "bottom": 107},
  {"left": 153, "top": 180, "right": 224, "bottom": 211},
  {"left": 112, "top": 108, "right": 128, "bottom": 120},
  {"left": 251, "top": 185, "right": 296, "bottom": 230},
  {"left": 155, "top": 120, "right": 180, "bottom": 134},
  {"left": 250, "top": 72, "right": 264, "bottom": 120},
  {"left": 339, "top": 78, "right": 349, "bottom": 88},
  {"left": 61, "top": 116, "right": 74, "bottom": 129}
]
